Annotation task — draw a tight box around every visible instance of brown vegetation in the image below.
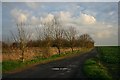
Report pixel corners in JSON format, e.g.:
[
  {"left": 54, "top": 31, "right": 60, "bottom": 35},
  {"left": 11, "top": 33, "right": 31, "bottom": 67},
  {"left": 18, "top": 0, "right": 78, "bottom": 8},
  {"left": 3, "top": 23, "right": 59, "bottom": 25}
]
[{"left": 2, "top": 47, "right": 81, "bottom": 61}]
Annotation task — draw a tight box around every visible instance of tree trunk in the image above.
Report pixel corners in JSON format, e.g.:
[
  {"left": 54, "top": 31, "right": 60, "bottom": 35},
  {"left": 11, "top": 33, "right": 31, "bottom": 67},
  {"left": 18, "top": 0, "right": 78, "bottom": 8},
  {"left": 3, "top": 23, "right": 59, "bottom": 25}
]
[
  {"left": 57, "top": 47, "right": 61, "bottom": 55},
  {"left": 71, "top": 47, "right": 73, "bottom": 52},
  {"left": 21, "top": 50, "right": 24, "bottom": 62}
]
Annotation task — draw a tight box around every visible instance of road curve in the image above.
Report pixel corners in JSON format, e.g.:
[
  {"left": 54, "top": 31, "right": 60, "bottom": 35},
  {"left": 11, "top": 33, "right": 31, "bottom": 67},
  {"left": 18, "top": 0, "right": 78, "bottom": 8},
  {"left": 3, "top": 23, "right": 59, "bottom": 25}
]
[{"left": 3, "top": 48, "right": 98, "bottom": 79}]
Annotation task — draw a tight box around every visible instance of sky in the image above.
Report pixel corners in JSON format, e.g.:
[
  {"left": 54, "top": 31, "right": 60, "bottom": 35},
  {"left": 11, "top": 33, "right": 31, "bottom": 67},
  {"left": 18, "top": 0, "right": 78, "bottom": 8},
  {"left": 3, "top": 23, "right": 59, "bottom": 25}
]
[
  {"left": 0, "top": 2, "right": 2, "bottom": 42},
  {"left": 1, "top": 0, "right": 119, "bottom": 2},
  {"left": 1, "top": 2, "right": 118, "bottom": 46}
]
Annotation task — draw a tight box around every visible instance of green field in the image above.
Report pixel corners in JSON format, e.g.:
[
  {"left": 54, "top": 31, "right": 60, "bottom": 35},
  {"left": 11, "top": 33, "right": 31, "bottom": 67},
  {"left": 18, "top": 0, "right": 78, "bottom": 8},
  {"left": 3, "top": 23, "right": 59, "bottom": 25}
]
[{"left": 84, "top": 46, "right": 120, "bottom": 80}]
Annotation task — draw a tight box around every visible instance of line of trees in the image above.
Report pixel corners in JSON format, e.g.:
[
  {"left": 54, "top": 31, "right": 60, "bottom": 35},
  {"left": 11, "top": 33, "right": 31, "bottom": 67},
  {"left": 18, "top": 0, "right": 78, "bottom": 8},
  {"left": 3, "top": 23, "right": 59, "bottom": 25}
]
[{"left": 3, "top": 16, "right": 94, "bottom": 62}]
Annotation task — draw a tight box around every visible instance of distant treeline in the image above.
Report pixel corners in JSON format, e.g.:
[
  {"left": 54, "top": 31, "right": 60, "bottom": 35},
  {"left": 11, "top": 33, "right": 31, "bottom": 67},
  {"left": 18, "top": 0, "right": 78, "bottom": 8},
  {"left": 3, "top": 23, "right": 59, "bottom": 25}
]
[{"left": 2, "top": 33, "right": 94, "bottom": 48}]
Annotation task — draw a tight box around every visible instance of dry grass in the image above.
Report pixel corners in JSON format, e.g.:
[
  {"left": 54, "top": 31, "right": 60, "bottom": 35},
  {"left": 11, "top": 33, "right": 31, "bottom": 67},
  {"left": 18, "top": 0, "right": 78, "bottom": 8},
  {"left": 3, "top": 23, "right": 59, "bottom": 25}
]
[
  {"left": 2, "top": 47, "right": 81, "bottom": 61},
  {"left": 3, "top": 47, "right": 42, "bottom": 61}
]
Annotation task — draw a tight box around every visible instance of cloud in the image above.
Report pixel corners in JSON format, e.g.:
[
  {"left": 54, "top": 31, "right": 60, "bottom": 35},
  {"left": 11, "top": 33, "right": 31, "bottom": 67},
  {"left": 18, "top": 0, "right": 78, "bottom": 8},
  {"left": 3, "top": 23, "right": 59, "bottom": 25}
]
[
  {"left": 96, "top": 30, "right": 112, "bottom": 39},
  {"left": 30, "top": 16, "right": 40, "bottom": 25},
  {"left": 11, "top": 8, "right": 29, "bottom": 23},
  {"left": 18, "top": 14, "right": 27, "bottom": 22},
  {"left": 51, "top": 11, "right": 96, "bottom": 26},
  {"left": 57, "top": 11, "right": 72, "bottom": 23},
  {"left": 40, "top": 13, "right": 54, "bottom": 24},
  {"left": 80, "top": 13, "right": 96, "bottom": 25},
  {"left": 108, "top": 11, "right": 115, "bottom": 16},
  {"left": 11, "top": 8, "right": 41, "bottom": 25},
  {"left": 57, "top": 12, "right": 96, "bottom": 26},
  {"left": 90, "top": 23, "right": 117, "bottom": 44}
]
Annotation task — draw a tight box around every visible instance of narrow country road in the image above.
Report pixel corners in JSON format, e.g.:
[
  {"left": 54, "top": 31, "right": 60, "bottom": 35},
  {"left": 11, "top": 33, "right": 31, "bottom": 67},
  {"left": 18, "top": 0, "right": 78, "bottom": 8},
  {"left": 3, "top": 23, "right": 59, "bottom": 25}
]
[{"left": 3, "top": 48, "right": 98, "bottom": 79}]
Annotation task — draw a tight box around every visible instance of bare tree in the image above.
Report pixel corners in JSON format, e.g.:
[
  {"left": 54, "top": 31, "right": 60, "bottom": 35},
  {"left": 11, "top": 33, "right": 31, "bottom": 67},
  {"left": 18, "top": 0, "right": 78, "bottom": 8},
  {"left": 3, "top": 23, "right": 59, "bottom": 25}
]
[
  {"left": 35, "top": 26, "right": 45, "bottom": 47},
  {"left": 41, "top": 16, "right": 64, "bottom": 55},
  {"left": 54, "top": 27, "right": 64, "bottom": 54},
  {"left": 79, "top": 34, "right": 94, "bottom": 48},
  {"left": 11, "top": 23, "right": 31, "bottom": 62},
  {"left": 64, "top": 26, "right": 77, "bottom": 52},
  {"left": 53, "top": 17, "right": 64, "bottom": 54},
  {"left": 40, "top": 20, "right": 54, "bottom": 57}
]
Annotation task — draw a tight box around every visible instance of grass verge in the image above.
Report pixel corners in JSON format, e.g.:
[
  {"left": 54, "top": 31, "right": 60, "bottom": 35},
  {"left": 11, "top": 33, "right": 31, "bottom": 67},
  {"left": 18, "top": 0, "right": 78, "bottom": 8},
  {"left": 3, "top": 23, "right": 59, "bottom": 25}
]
[
  {"left": 84, "top": 46, "right": 120, "bottom": 80},
  {"left": 84, "top": 58, "right": 112, "bottom": 80}
]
